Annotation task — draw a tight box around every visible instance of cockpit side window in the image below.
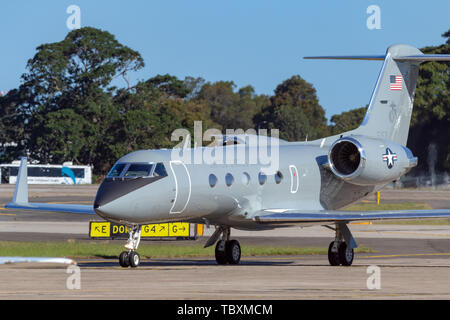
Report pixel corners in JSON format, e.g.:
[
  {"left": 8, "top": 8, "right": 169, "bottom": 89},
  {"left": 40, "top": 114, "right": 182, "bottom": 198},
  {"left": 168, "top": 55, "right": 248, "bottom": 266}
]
[
  {"left": 107, "top": 163, "right": 127, "bottom": 178},
  {"left": 123, "top": 164, "right": 153, "bottom": 177},
  {"left": 153, "top": 163, "right": 168, "bottom": 177}
]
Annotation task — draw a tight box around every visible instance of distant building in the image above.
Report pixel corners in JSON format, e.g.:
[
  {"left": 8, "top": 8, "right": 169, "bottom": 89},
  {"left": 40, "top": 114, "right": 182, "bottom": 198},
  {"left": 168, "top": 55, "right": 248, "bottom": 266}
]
[{"left": 0, "top": 161, "right": 92, "bottom": 184}]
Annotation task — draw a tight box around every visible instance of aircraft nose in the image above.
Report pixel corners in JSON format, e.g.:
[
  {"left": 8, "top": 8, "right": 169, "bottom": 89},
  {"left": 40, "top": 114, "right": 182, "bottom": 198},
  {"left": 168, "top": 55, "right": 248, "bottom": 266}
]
[
  {"left": 94, "top": 177, "right": 161, "bottom": 209},
  {"left": 93, "top": 179, "right": 126, "bottom": 209}
]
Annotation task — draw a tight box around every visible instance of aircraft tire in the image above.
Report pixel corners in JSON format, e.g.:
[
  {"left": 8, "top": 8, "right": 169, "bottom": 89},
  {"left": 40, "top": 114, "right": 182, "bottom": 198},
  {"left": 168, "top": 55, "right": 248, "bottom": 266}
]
[
  {"left": 128, "top": 251, "right": 140, "bottom": 268},
  {"left": 215, "top": 240, "right": 228, "bottom": 265},
  {"left": 328, "top": 241, "right": 340, "bottom": 266},
  {"left": 119, "top": 251, "right": 130, "bottom": 268},
  {"left": 225, "top": 240, "right": 241, "bottom": 265},
  {"left": 338, "top": 242, "right": 354, "bottom": 266}
]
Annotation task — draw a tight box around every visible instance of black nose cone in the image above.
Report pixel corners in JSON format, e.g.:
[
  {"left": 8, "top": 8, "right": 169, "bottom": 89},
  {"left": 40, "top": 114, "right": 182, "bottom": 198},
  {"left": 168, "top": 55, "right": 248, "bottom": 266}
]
[{"left": 94, "top": 177, "right": 164, "bottom": 208}]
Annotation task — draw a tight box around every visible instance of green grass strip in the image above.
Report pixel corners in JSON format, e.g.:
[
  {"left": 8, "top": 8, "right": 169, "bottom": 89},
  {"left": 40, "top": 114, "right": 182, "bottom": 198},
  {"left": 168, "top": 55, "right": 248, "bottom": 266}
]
[
  {"left": 345, "top": 202, "right": 432, "bottom": 211},
  {"left": 344, "top": 202, "right": 450, "bottom": 225}
]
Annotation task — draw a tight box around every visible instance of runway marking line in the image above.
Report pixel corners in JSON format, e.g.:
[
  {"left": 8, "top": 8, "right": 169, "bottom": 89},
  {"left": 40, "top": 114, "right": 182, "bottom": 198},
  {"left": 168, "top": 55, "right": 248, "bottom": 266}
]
[
  {"left": 357, "top": 230, "right": 450, "bottom": 237},
  {"left": 381, "top": 231, "right": 450, "bottom": 237},
  {"left": 362, "top": 253, "right": 450, "bottom": 259},
  {"left": 0, "top": 204, "right": 15, "bottom": 215}
]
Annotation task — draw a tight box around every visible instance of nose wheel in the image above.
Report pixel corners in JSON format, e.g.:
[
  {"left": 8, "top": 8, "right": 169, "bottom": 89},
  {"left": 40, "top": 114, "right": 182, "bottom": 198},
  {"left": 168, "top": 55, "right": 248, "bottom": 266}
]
[
  {"left": 119, "top": 250, "right": 141, "bottom": 268},
  {"left": 119, "top": 225, "right": 142, "bottom": 268}
]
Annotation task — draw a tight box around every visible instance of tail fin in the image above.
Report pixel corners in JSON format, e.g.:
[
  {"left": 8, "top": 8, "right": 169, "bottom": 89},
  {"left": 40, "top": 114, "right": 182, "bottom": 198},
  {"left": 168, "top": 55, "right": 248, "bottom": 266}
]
[{"left": 305, "top": 44, "right": 450, "bottom": 146}]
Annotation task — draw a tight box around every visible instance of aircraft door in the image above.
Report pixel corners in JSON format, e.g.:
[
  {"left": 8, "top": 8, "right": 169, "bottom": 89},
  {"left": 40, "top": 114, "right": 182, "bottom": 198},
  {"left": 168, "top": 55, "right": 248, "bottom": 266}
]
[
  {"left": 289, "top": 165, "right": 299, "bottom": 194},
  {"left": 169, "top": 160, "right": 192, "bottom": 214}
]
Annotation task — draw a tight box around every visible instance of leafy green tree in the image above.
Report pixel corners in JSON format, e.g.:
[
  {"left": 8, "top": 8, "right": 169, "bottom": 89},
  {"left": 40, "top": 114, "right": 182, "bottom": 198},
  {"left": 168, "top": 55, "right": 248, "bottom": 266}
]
[
  {"left": 0, "top": 89, "right": 26, "bottom": 162},
  {"left": 196, "top": 81, "right": 260, "bottom": 130},
  {"left": 329, "top": 106, "right": 367, "bottom": 135},
  {"left": 254, "top": 75, "right": 328, "bottom": 141},
  {"left": 409, "top": 30, "right": 450, "bottom": 173},
  {"left": 146, "top": 74, "right": 192, "bottom": 99},
  {"left": 15, "top": 27, "right": 145, "bottom": 173},
  {"left": 112, "top": 82, "right": 181, "bottom": 152},
  {"left": 271, "top": 105, "right": 312, "bottom": 141},
  {"left": 183, "top": 76, "right": 206, "bottom": 100}
]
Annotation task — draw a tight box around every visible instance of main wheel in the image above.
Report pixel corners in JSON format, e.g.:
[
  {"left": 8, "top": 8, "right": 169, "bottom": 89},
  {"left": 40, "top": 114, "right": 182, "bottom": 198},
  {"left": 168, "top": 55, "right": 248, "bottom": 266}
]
[
  {"left": 225, "top": 240, "right": 241, "bottom": 265},
  {"left": 215, "top": 240, "right": 228, "bottom": 265},
  {"left": 338, "top": 242, "right": 354, "bottom": 266},
  {"left": 328, "top": 241, "right": 340, "bottom": 266},
  {"left": 128, "top": 251, "right": 140, "bottom": 268},
  {"left": 119, "top": 251, "right": 130, "bottom": 268}
]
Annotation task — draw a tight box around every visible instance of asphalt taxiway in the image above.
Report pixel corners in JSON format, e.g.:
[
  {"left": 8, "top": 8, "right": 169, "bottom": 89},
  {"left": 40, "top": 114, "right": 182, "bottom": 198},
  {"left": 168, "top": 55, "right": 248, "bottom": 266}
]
[
  {"left": 0, "top": 184, "right": 449, "bottom": 299},
  {"left": 0, "top": 255, "right": 449, "bottom": 299}
]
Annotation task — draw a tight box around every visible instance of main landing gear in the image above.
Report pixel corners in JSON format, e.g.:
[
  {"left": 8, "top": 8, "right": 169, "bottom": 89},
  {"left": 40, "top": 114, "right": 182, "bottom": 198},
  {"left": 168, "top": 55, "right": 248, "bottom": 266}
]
[
  {"left": 328, "top": 240, "right": 354, "bottom": 266},
  {"left": 326, "top": 223, "right": 357, "bottom": 266},
  {"left": 119, "top": 225, "right": 141, "bottom": 268},
  {"left": 204, "top": 226, "right": 242, "bottom": 265}
]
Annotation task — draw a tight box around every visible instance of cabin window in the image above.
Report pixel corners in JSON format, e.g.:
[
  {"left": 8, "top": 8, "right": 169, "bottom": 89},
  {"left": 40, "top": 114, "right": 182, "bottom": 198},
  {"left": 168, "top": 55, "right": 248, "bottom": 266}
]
[
  {"left": 124, "top": 164, "right": 153, "bottom": 177},
  {"left": 275, "top": 171, "right": 283, "bottom": 184},
  {"left": 225, "top": 173, "right": 234, "bottom": 187},
  {"left": 258, "top": 172, "right": 267, "bottom": 185},
  {"left": 209, "top": 174, "right": 217, "bottom": 188}
]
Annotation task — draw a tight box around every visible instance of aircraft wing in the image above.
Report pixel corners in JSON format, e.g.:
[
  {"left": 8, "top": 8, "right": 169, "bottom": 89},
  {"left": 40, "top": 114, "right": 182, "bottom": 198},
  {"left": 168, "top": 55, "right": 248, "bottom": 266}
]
[
  {"left": 4, "top": 157, "right": 95, "bottom": 215},
  {"left": 253, "top": 208, "right": 450, "bottom": 227},
  {"left": 5, "top": 202, "right": 95, "bottom": 214}
]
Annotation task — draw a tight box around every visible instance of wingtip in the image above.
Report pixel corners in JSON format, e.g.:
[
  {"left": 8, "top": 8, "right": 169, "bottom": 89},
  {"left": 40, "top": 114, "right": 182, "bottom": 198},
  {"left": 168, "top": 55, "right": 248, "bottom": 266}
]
[{"left": 11, "top": 157, "right": 29, "bottom": 204}]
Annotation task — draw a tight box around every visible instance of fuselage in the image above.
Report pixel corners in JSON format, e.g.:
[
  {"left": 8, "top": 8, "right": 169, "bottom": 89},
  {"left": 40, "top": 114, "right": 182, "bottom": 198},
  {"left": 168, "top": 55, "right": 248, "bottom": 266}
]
[{"left": 93, "top": 141, "right": 381, "bottom": 230}]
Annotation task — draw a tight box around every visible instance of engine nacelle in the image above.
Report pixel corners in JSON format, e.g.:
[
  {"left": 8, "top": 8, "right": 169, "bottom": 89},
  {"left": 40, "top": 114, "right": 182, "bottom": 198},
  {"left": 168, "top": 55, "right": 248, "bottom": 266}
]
[{"left": 328, "top": 135, "right": 417, "bottom": 186}]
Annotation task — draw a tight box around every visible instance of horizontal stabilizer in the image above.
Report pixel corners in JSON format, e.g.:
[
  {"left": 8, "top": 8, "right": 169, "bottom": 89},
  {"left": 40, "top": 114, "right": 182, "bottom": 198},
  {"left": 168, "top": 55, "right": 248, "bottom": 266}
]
[
  {"left": 303, "top": 55, "right": 385, "bottom": 61},
  {"left": 394, "top": 54, "right": 450, "bottom": 62},
  {"left": 304, "top": 54, "right": 450, "bottom": 62}
]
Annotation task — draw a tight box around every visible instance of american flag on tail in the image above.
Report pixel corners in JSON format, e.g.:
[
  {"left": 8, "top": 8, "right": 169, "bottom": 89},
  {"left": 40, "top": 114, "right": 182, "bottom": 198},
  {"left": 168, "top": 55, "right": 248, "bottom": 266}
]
[{"left": 390, "top": 75, "right": 402, "bottom": 91}]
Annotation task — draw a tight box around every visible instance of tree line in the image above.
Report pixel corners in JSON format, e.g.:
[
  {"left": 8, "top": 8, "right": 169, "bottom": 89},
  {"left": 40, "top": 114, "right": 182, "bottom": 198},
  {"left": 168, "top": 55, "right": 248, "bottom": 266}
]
[{"left": 0, "top": 27, "right": 448, "bottom": 177}]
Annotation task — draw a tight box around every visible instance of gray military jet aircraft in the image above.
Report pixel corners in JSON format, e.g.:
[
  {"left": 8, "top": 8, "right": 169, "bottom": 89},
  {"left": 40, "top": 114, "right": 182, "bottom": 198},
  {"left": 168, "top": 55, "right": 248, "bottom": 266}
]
[{"left": 6, "top": 44, "right": 450, "bottom": 268}]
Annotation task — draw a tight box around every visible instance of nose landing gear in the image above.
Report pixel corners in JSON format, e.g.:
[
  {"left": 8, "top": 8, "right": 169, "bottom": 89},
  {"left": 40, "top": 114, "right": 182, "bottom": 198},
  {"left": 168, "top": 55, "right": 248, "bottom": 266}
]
[{"left": 119, "top": 225, "right": 141, "bottom": 268}]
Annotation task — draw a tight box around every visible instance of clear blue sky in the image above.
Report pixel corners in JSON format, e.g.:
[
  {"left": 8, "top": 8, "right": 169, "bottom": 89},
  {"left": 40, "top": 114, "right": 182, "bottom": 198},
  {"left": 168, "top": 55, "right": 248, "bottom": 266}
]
[{"left": 1, "top": 1, "right": 449, "bottom": 120}]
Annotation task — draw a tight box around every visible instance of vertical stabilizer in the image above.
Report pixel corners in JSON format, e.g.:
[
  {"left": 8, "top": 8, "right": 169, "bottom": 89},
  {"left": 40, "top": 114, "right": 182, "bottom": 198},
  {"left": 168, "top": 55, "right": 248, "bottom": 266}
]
[
  {"left": 355, "top": 44, "right": 422, "bottom": 146},
  {"left": 305, "top": 45, "right": 450, "bottom": 146}
]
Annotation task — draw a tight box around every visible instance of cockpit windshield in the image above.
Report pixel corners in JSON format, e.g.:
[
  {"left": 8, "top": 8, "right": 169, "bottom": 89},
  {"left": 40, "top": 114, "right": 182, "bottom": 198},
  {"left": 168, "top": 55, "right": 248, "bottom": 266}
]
[
  {"left": 153, "top": 163, "right": 168, "bottom": 177},
  {"left": 107, "top": 163, "right": 127, "bottom": 178},
  {"left": 107, "top": 162, "right": 168, "bottom": 179},
  {"left": 124, "top": 164, "right": 153, "bottom": 177}
]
